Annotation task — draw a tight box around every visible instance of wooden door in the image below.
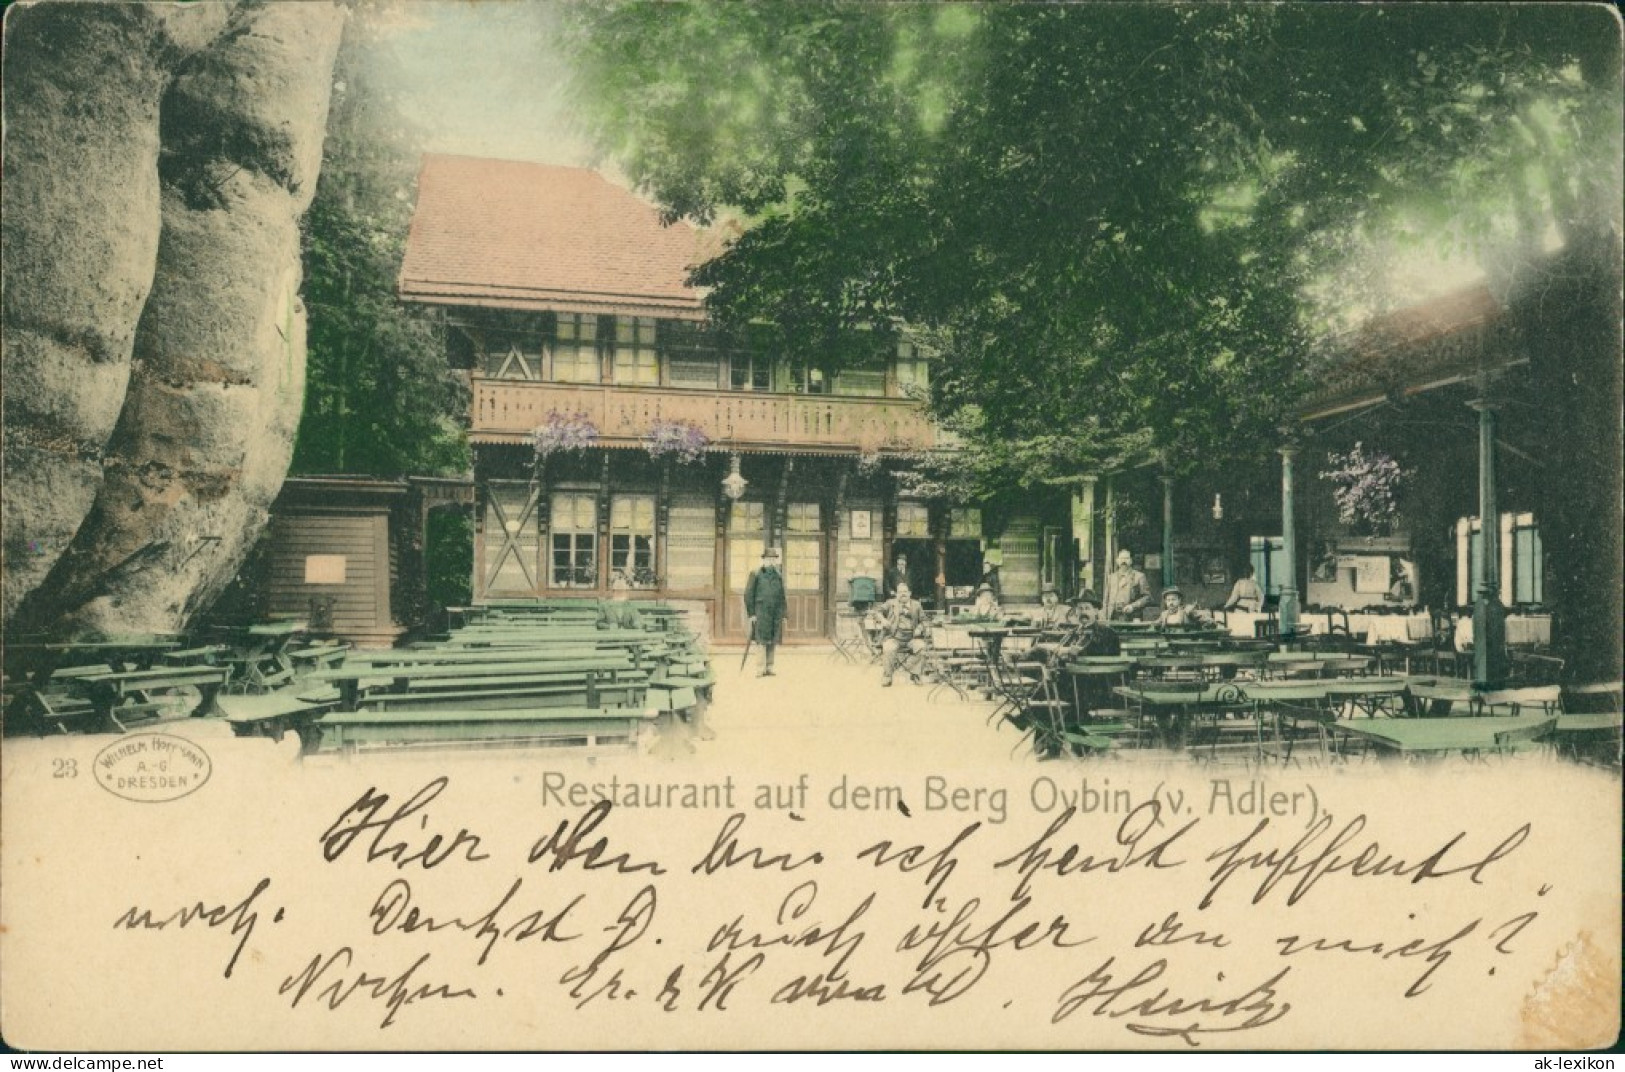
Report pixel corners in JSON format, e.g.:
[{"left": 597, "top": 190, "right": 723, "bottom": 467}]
[
  {"left": 782, "top": 501, "right": 825, "bottom": 639},
  {"left": 480, "top": 482, "right": 541, "bottom": 599},
  {"left": 722, "top": 500, "right": 765, "bottom": 641}
]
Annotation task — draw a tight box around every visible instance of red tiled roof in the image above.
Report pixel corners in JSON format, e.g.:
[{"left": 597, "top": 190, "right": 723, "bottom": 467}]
[{"left": 399, "top": 154, "right": 721, "bottom": 318}]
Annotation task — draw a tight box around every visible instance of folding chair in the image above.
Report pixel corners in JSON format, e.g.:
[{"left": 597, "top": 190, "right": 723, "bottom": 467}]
[
  {"left": 1473, "top": 684, "right": 1562, "bottom": 718},
  {"left": 832, "top": 611, "right": 870, "bottom": 665},
  {"left": 1492, "top": 716, "right": 1558, "bottom": 758}
]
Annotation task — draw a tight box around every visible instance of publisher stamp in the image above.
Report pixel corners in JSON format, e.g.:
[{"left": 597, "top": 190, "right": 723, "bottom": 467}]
[{"left": 94, "top": 733, "right": 213, "bottom": 804}]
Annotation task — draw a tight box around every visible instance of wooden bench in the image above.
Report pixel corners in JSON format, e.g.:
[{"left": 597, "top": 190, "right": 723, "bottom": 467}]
[
  {"left": 75, "top": 665, "right": 231, "bottom": 730},
  {"left": 220, "top": 688, "right": 341, "bottom": 750},
  {"left": 313, "top": 705, "right": 658, "bottom": 756},
  {"left": 162, "top": 645, "right": 229, "bottom": 666},
  {"left": 314, "top": 655, "right": 645, "bottom": 711},
  {"left": 289, "top": 642, "right": 349, "bottom": 671},
  {"left": 10, "top": 687, "right": 100, "bottom": 735}
]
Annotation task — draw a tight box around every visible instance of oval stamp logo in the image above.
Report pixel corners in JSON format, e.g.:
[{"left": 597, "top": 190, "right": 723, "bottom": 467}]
[{"left": 94, "top": 732, "right": 212, "bottom": 803}]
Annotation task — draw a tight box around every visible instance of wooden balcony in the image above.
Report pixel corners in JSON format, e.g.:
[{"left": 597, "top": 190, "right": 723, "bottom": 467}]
[{"left": 471, "top": 378, "right": 942, "bottom": 454}]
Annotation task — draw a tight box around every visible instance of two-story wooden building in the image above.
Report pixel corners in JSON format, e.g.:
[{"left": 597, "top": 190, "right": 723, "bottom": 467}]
[{"left": 399, "top": 154, "right": 1065, "bottom": 640}]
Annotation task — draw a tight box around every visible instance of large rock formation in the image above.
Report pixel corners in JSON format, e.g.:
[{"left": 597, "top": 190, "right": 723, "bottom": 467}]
[{"left": 3, "top": 2, "right": 344, "bottom": 637}]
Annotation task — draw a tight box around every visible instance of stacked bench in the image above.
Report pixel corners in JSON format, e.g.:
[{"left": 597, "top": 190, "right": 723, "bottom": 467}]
[{"left": 292, "top": 600, "right": 714, "bottom": 757}]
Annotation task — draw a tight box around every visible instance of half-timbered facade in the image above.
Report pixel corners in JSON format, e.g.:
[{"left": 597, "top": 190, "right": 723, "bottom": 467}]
[{"left": 399, "top": 154, "right": 1065, "bottom": 639}]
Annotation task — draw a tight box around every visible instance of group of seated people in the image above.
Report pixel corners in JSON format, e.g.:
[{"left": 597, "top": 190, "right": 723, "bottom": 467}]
[{"left": 867, "top": 552, "right": 1277, "bottom": 688}]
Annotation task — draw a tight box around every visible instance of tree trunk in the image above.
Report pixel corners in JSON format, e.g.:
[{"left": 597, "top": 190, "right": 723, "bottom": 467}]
[
  {"left": 4, "top": 2, "right": 344, "bottom": 636},
  {"left": 1518, "top": 227, "right": 1624, "bottom": 686}
]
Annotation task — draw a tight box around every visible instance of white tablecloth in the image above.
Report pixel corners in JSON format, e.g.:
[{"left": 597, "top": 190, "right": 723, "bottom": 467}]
[
  {"left": 1347, "top": 613, "right": 1433, "bottom": 645},
  {"left": 1225, "top": 611, "right": 1269, "bottom": 639},
  {"left": 1455, "top": 614, "right": 1552, "bottom": 651}
]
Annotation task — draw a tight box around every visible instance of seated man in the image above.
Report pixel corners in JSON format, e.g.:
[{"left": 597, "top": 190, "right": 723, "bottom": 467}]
[
  {"left": 1067, "top": 589, "right": 1102, "bottom": 627},
  {"left": 598, "top": 570, "right": 643, "bottom": 630},
  {"left": 880, "top": 582, "right": 927, "bottom": 687},
  {"left": 970, "top": 582, "right": 1001, "bottom": 619},
  {"left": 1155, "top": 586, "right": 1215, "bottom": 629},
  {"left": 1223, "top": 566, "right": 1264, "bottom": 613},
  {"left": 1033, "top": 583, "right": 1070, "bottom": 629}
]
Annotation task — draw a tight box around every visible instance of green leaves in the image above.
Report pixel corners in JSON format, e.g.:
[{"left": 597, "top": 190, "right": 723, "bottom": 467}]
[
  {"left": 567, "top": 2, "right": 1617, "bottom": 493},
  {"left": 292, "top": 7, "right": 469, "bottom": 479}
]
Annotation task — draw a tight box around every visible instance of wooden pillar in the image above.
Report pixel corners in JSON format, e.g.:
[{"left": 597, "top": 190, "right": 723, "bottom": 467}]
[
  {"left": 1103, "top": 474, "right": 1117, "bottom": 567},
  {"left": 714, "top": 459, "right": 731, "bottom": 636},
  {"left": 773, "top": 457, "right": 793, "bottom": 551},
  {"left": 656, "top": 457, "right": 672, "bottom": 596},
  {"left": 830, "top": 467, "right": 849, "bottom": 626},
  {"left": 1073, "top": 475, "right": 1098, "bottom": 596},
  {"left": 1278, "top": 444, "right": 1301, "bottom": 640},
  {"left": 596, "top": 450, "right": 612, "bottom": 591},
  {"left": 932, "top": 502, "right": 948, "bottom": 610},
  {"left": 1471, "top": 396, "right": 1509, "bottom": 688},
  {"left": 532, "top": 455, "right": 550, "bottom": 598},
  {"left": 1160, "top": 474, "right": 1175, "bottom": 589}
]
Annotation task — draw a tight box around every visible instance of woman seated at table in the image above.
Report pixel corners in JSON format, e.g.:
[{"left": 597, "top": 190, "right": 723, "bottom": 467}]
[
  {"left": 1223, "top": 566, "right": 1264, "bottom": 613},
  {"left": 1155, "top": 586, "right": 1215, "bottom": 630},
  {"left": 1384, "top": 563, "right": 1416, "bottom": 609},
  {"left": 970, "top": 582, "right": 1001, "bottom": 619}
]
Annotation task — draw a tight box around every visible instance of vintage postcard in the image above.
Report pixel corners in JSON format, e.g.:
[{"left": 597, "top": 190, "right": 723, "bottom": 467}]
[{"left": 2, "top": 0, "right": 1620, "bottom": 1054}]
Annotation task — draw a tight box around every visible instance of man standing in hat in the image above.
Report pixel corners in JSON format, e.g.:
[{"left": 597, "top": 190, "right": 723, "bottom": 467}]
[
  {"left": 886, "top": 552, "right": 912, "bottom": 597},
  {"left": 744, "top": 546, "right": 787, "bottom": 677},
  {"left": 1102, "top": 549, "right": 1151, "bottom": 621}
]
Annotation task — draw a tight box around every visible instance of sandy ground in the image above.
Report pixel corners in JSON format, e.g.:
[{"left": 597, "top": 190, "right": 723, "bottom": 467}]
[{"left": 683, "top": 644, "right": 1034, "bottom": 769}]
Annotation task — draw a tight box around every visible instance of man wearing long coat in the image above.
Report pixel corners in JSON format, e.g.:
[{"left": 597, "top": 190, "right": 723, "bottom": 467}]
[
  {"left": 744, "top": 546, "right": 787, "bottom": 676},
  {"left": 1102, "top": 548, "right": 1152, "bottom": 621}
]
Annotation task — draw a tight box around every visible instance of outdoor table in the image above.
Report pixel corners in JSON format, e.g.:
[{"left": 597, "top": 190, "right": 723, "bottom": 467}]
[
  {"left": 1113, "top": 682, "right": 1252, "bottom": 750},
  {"left": 967, "top": 626, "right": 1038, "bottom": 663},
  {"left": 1405, "top": 677, "right": 1475, "bottom": 717},
  {"left": 1247, "top": 676, "right": 1409, "bottom": 716},
  {"left": 216, "top": 620, "right": 308, "bottom": 691},
  {"left": 1264, "top": 652, "right": 1375, "bottom": 678},
  {"left": 635, "top": 607, "right": 688, "bottom": 631},
  {"left": 5, "top": 635, "right": 183, "bottom": 688},
  {"left": 1328, "top": 714, "right": 1557, "bottom": 759},
  {"left": 1197, "top": 650, "right": 1270, "bottom": 676}
]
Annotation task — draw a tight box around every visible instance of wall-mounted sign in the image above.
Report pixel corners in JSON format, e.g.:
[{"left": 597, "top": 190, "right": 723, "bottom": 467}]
[
  {"left": 851, "top": 509, "right": 872, "bottom": 540},
  {"left": 304, "top": 554, "right": 347, "bottom": 585}
]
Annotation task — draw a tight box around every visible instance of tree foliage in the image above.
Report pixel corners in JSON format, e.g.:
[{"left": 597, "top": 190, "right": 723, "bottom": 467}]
[
  {"left": 566, "top": 3, "right": 1619, "bottom": 490},
  {"left": 293, "top": 5, "right": 469, "bottom": 478}
]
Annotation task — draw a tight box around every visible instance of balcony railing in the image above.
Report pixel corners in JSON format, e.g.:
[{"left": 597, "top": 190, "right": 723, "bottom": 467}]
[{"left": 472, "top": 378, "right": 942, "bottom": 453}]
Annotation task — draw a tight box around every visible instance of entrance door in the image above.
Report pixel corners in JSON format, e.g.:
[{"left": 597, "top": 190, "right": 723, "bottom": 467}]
[
  {"left": 723, "top": 500, "right": 765, "bottom": 640},
  {"left": 782, "top": 501, "right": 825, "bottom": 639},
  {"left": 480, "top": 482, "right": 541, "bottom": 598}
]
